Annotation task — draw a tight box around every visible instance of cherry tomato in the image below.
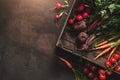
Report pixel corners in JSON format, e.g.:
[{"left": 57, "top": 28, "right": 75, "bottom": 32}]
[
  {"left": 109, "top": 57, "right": 117, "bottom": 64},
  {"left": 106, "top": 71, "right": 112, "bottom": 76},
  {"left": 93, "top": 77, "right": 98, "bottom": 80},
  {"left": 115, "top": 66, "right": 120, "bottom": 72},
  {"left": 88, "top": 72, "right": 93, "bottom": 78},
  {"left": 113, "top": 54, "right": 120, "bottom": 60},
  {"left": 99, "top": 74, "right": 106, "bottom": 80},
  {"left": 98, "top": 69, "right": 105, "bottom": 74},
  {"left": 83, "top": 68, "right": 88, "bottom": 73},
  {"left": 104, "top": 61, "right": 112, "bottom": 67},
  {"left": 91, "top": 66, "right": 96, "bottom": 71}
]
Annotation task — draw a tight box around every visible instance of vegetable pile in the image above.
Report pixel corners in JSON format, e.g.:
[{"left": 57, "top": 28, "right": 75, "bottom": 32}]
[
  {"left": 67, "top": 0, "right": 120, "bottom": 60},
  {"left": 65, "top": 0, "right": 120, "bottom": 77},
  {"left": 64, "top": 0, "right": 120, "bottom": 78},
  {"left": 59, "top": 54, "right": 120, "bottom": 80},
  {"left": 55, "top": 0, "right": 120, "bottom": 79}
]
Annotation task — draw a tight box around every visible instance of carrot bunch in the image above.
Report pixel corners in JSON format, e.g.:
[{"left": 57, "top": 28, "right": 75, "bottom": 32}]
[{"left": 92, "top": 39, "right": 120, "bottom": 60}]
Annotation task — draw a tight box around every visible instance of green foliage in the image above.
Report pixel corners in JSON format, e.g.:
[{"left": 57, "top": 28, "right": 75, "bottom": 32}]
[
  {"left": 94, "top": 0, "right": 120, "bottom": 19},
  {"left": 96, "top": 15, "right": 120, "bottom": 35},
  {"left": 108, "top": 4, "right": 119, "bottom": 13},
  {"left": 72, "top": 69, "right": 88, "bottom": 80},
  {"left": 91, "top": 15, "right": 120, "bottom": 48}
]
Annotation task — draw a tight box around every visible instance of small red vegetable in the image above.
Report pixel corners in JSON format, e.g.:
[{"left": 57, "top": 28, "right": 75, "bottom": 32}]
[
  {"left": 55, "top": 3, "right": 62, "bottom": 9},
  {"left": 106, "top": 71, "right": 112, "bottom": 76},
  {"left": 82, "top": 12, "right": 89, "bottom": 18},
  {"left": 104, "top": 61, "right": 112, "bottom": 67},
  {"left": 76, "top": 15, "right": 83, "bottom": 21},
  {"left": 55, "top": 14, "right": 61, "bottom": 20},
  {"left": 93, "top": 77, "right": 98, "bottom": 80},
  {"left": 98, "top": 69, "right": 105, "bottom": 74},
  {"left": 109, "top": 57, "right": 117, "bottom": 64},
  {"left": 115, "top": 66, "right": 120, "bottom": 72},
  {"left": 91, "top": 66, "right": 96, "bottom": 71},
  {"left": 77, "top": 4, "right": 85, "bottom": 11},
  {"left": 113, "top": 54, "right": 120, "bottom": 60},
  {"left": 83, "top": 68, "right": 89, "bottom": 73},
  {"left": 88, "top": 72, "right": 93, "bottom": 78},
  {"left": 99, "top": 74, "right": 106, "bottom": 80},
  {"left": 68, "top": 19, "right": 74, "bottom": 24}
]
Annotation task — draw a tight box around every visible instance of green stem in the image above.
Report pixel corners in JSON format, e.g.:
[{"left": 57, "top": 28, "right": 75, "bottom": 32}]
[
  {"left": 62, "top": 0, "right": 69, "bottom": 8},
  {"left": 72, "top": 68, "right": 80, "bottom": 80},
  {"left": 111, "top": 42, "right": 120, "bottom": 48},
  {"left": 108, "top": 35, "right": 119, "bottom": 41}
]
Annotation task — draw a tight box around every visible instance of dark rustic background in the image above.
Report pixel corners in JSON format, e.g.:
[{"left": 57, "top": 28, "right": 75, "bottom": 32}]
[
  {"left": 0, "top": 0, "right": 75, "bottom": 80},
  {"left": 0, "top": 0, "right": 120, "bottom": 80}
]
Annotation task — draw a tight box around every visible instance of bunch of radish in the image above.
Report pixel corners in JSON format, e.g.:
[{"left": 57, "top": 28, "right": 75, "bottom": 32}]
[
  {"left": 67, "top": 3, "right": 93, "bottom": 50},
  {"left": 54, "top": 0, "right": 69, "bottom": 20},
  {"left": 68, "top": 4, "right": 90, "bottom": 25}
]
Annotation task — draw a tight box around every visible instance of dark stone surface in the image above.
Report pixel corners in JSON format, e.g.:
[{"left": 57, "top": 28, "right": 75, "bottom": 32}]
[{"left": 0, "top": 0, "right": 74, "bottom": 80}]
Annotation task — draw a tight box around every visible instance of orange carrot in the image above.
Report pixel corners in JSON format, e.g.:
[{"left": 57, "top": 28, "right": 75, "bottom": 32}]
[
  {"left": 59, "top": 57, "right": 72, "bottom": 69},
  {"left": 94, "top": 47, "right": 111, "bottom": 60},
  {"left": 92, "top": 43, "right": 113, "bottom": 50},
  {"left": 96, "top": 40, "right": 108, "bottom": 47},
  {"left": 108, "top": 46, "right": 118, "bottom": 60}
]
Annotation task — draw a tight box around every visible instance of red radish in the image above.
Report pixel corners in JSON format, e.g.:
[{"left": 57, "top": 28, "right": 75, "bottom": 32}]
[
  {"left": 68, "top": 19, "right": 74, "bottom": 24},
  {"left": 115, "top": 66, "right": 120, "bottom": 72},
  {"left": 99, "top": 74, "right": 106, "bottom": 80},
  {"left": 77, "top": 4, "right": 85, "bottom": 11},
  {"left": 55, "top": 12, "right": 65, "bottom": 20},
  {"left": 76, "top": 15, "right": 83, "bottom": 21},
  {"left": 55, "top": 3, "right": 62, "bottom": 9},
  {"left": 113, "top": 54, "right": 120, "bottom": 60},
  {"left": 106, "top": 71, "right": 112, "bottom": 76},
  {"left": 104, "top": 61, "right": 112, "bottom": 67},
  {"left": 55, "top": 14, "right": 60, "bottom": 20},
  {"left": 82, "top": 12, "right": 89, "bottom": 18},
  {"left": 109, "top": 57, "right": 117, "bottom": 64}
]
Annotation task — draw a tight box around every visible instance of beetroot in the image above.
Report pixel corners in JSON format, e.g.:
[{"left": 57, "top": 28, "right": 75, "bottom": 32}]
[
  {"left": 73, "top": 21, "right": 87, "bottom": 31},
  {"left": 77, "top": 32, "right": 88, "bottom": 43}
]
